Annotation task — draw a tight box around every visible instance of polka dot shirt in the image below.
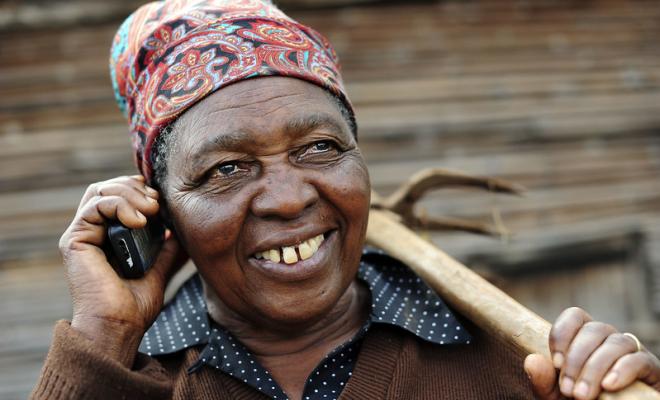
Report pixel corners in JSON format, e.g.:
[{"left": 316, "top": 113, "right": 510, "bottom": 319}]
[{"left": 139, "top": 248, "right": 471, "bottom": 400}]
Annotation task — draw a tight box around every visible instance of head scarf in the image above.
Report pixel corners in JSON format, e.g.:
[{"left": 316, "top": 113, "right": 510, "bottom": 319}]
[{"left": 110, "top": 0, "right": 352, "bottom": 183}]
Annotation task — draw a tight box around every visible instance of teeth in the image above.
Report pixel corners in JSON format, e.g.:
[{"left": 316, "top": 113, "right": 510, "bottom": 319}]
[
  {"left": 256, "top": 233, "right": 325, "bottom": 264},
  {"left": 309, "top": 239, "right": 319, "bottom": 253},
  {"left": 298, "top": 242, "right": 313, "bottom": 260},
  {"left": 268, "top": 249, "right": 280, "bottom": 263},
  {"left": 282, "top": 246, "right": 297, "bottom": 264}
]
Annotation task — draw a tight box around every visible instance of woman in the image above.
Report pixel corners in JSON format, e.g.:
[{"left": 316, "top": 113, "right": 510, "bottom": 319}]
[{"left": 31, "top": 1, "right": 659, "bottom": 399}]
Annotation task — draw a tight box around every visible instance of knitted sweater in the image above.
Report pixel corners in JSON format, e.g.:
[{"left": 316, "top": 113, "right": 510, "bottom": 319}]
[{"left": 31, "top": 317, "right": 533, "bottom": 399}]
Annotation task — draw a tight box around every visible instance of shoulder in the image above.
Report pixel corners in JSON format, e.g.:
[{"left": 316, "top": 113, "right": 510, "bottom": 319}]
[
  {"left": 356, "top": 323, "right": 534, "bottom": 399},
  {"left": 350, "top": 248, "right": 535, "bottom": 400}
]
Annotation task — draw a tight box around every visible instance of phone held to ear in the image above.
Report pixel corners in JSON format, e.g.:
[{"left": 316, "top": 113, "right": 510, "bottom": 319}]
[{"left": 106, "top": 219, "right": 165, "bottom": 279}]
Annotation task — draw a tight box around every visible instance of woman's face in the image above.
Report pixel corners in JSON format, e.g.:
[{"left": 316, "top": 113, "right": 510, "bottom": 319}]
[{"left": 164, "top": 77, "right": 370, "bottom": 330}]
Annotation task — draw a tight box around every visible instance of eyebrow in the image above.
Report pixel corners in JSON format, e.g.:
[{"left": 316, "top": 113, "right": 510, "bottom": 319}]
[
  {"left": 188, "top": 113, "right": 349, "bottom": 172},
  {"left": 284, "top": 113, "right": 348, "bottom": 138}
]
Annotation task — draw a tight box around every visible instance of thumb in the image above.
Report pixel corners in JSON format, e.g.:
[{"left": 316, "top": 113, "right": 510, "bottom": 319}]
[
  {"left": 525, "top": 353, "right": 564, "bottom": 400},
  {"left": 147, "top": 230, "right": 189, "bottom": 289}
]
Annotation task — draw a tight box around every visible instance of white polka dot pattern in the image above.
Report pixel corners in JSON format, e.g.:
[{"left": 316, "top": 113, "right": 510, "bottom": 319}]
[
  {"left": 139, "top": 248, "right": 470, "bottom": 399},
  {"left": 190, "top": 325, "right": 290, "bottom": 399},
  {"left": 141, "top": 274, "right": 208, "bottom": 356},
  {"left": 358, "top": 249, "right": 471, "bottom": 346}
]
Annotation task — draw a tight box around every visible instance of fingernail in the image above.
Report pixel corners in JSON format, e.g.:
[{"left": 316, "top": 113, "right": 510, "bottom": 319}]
[
  {"left": 574, "top": 381, "right": 589, "bottom": 398},
  {"left": 145, "top": 186, "right": 158, "bottom": 195},
  {"left": 146, "top": 195, "right": 157, "bottom": 203},
  {"left": 560, "top": 376, "right": 574, "bottom": 395},
  {"left": 135, "top": 210, "right": 146, "bottom": 220},
  {"left": 603, "top": 372, "right": 618, "bottom": 387},
  {"left": 552, "top": 352, "right": 564, "bottom": 369}
]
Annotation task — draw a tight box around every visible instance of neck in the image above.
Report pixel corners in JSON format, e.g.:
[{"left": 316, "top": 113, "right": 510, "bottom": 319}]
[{"left": 204, "top": 280, "right": 369, "bottom": 400}]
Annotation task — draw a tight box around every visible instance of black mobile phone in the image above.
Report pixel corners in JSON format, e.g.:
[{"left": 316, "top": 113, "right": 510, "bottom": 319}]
[{"left": 106, "top": 218, "right": 165, "bottom": 279}]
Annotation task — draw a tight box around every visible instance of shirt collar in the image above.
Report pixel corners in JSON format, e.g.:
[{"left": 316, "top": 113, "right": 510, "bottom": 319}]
[{"left": 139, "top": 248, "right": 470, "bottom": 356}]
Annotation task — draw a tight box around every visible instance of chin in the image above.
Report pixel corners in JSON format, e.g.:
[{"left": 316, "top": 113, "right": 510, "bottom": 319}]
[
  {"left": 198, "top": 233, "right": 363, "bottom": 332},
  {"left": 250, "top": 280, "right": 348, "bottom": 330}
]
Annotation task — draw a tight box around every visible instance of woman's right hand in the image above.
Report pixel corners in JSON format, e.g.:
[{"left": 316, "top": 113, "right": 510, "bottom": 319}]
[{"left": 58, "top": 175, "right": 188, "bottom": 367}]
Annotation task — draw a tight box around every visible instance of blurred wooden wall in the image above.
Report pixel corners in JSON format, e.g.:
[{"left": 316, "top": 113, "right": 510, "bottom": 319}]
[{"left": 1, "top": 0, "right": 660, "bottom": 398}]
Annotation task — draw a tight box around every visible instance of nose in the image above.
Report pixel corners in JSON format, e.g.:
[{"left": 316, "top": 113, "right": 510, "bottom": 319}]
[{"left": 251, "top": 166, "right": 318, "bottom": 220}]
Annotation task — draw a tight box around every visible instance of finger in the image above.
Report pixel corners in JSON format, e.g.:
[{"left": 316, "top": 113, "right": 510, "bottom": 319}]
[
  {"left": 79, "top": 195, "right": 148, "bottom": 230},
  {"left": 144, "top": 184, "right": 159, "bottom": 199},
  {"left": 62, "top": 185, "right": 160, "bottom": 263},
  {"left": 79, "top": 176, "right": 157, "bottom": 208},
  {"left": 571, "top": 333, "right": 638, "bottom": 399},
  {"left": 86, "top": 182, "right": 158, "bottom": 215},
  {"left": 602, "top": 351, "right": 660, "bottom": 392},
  {"left": 550, "top": 307, "right": 593, "bottom": 368},
  {"left": 559, "top": 321, "right": 616, "bottom": 397},
  {"left": 524, "top": 354, "right": 564, "bottom": 400},
  {"left": 144, "top": 232, "right": 189, "bottom": 291},
  {"left": 62, "top": 196, "right": 144, "bottom": 251},
  {"left": 98, "top": 182, "right": 154, "bottom": 201}
]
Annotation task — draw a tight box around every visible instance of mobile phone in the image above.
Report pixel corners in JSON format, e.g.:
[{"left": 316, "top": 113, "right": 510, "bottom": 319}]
[{"left": 106, "top": 218, "right": 165, "bottom": 279}]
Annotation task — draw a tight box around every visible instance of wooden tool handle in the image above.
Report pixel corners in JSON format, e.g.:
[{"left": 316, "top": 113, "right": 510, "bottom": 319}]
[{"left": 366, "top": 209, "right": 659, "bottom": 399}]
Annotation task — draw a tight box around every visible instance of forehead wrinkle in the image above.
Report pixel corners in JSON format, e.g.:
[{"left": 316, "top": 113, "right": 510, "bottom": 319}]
[
  {"left": 192, "top": 112, "right": 342, "bottom": 159},
  {"left": 189, "top": 130, "right": 257, "bottom": 172},
  {"left": 206, "top": 92, "right": 307, "bottom": 118},
  {"left": 285, "top": 112, "right": 349, "bottom": 140},
  {"left": 176, "top": 85, "right": 349, "bottom": 174},
  {"left": 176, "top": 87, "right": 305, "bottom": 133}
]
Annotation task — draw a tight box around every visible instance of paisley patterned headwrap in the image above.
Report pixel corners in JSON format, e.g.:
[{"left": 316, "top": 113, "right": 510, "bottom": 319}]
[{"left": 110, "top": 0, "right": 353, "bottom": 183}]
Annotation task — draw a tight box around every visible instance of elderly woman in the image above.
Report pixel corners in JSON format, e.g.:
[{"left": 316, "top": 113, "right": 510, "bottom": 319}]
[{"left": 31, "top": 1, "right": 659, "bottom": 399}]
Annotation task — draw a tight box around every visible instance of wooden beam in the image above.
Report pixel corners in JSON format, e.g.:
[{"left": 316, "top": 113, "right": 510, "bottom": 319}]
[{"left": 366, "top": 209, "right": 660, "bottom": 399}]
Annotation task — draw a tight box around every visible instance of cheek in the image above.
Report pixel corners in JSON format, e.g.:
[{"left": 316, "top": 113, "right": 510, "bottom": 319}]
[
  {"left": 169, "top": 191, "right": 250, "bottom": 261},
  {"left": 329, "top": 155, "right": 371, "bottom": 224},
  {"left": 319, "top": 154, "right": 371, "bottom": 252}
]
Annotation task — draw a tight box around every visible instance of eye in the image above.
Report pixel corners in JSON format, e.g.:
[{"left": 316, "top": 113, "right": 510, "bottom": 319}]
[
  {"left": 310, "top": 141, "right": 333, "bottom": 153},
  {"left": 296, "top": 139, "right": 343, "bottom": 163},
  {"left": 214, "top": 162, "right": 243, "bottom": 177}
]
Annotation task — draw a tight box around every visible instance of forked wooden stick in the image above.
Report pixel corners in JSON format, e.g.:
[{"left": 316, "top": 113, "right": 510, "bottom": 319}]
[{"left": 366, "top": 208, "right": 659, "bottom": 399}]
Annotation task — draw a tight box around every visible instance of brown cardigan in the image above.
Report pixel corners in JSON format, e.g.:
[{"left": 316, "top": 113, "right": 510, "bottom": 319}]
[{"left": 31, "top": 318, "right": 533, "bottom": 399}]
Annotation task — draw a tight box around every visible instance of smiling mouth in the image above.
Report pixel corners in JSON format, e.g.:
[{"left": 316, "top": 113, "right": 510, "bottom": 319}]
[{"left": 253, "top": 233, "right": 325, "bottom": 264}]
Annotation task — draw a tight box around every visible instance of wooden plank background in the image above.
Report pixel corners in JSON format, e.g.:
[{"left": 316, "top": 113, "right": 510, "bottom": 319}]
[{"left": 1, "top": 0, "right": 659, "bottom": 398}]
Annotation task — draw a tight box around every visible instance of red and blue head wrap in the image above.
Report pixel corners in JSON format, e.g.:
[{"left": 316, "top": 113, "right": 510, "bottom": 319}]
[{"left": 110, "top": 0, "right": 353, "bottom": 183}]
